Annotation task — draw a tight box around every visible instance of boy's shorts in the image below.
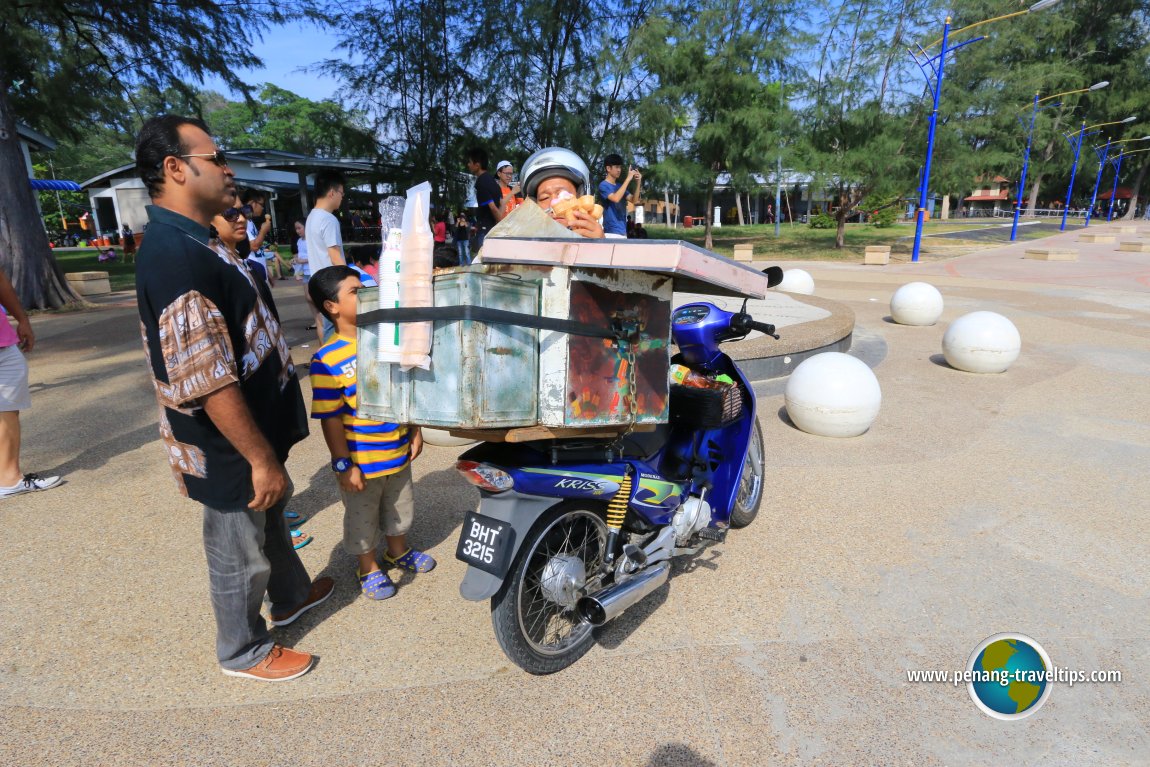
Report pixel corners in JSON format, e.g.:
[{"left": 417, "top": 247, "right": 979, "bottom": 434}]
[
  {"left": 341, "top": 464, "right": 415, "bottom": 556},
  {"left": 0, "top": 345, "right": 30, "bottom": 412}
]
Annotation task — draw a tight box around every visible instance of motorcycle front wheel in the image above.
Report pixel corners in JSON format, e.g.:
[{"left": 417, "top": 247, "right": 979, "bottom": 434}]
[
  {"left": 730, "top": 419, "right": 765, "bottom": 528},
  {"left": 490, "top": 504, "right": 608, "bottom": 675}
]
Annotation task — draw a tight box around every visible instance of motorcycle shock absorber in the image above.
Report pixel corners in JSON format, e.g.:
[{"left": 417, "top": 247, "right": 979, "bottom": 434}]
[{"left": 602, "top": 468, "right": 632, "bottom": 570}]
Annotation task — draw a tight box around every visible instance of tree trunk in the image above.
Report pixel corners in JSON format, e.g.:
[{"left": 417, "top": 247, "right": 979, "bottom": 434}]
[
  {"left": 835, "top": 208, "right": 847, "bottom": 249},
  {"left": 1026, "top": 173, "right": 1043, "bottom": 216},
  {"left": 0, "top": 87, "right": 80, "bottom": 309},
  {"left": 1123, "top": 162, "right": 1147, "bottom": 220},
  {"left": 735, "top": 192, "right": 744, "bottom": 226},
  {"left": 703, "top": 181, "right": 715, "bottom": 250},
  {"left": 664, "top": 187, "right": 671, "bottom": 227}
]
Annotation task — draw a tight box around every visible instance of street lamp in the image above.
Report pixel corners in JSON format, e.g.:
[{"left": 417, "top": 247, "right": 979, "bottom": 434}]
[
  {"left": 1084, "top": 137, "right": 1114, "bottom": 228},
  {"left": 1103, "top": 136, "right": 1150, "bottom": 221},
  {"left": 1059, "top": 116, "right": 1137, "bottom": 230},
  {"left": 1010, "top": 82, "right": 1108, "bottom": 241},
  {"left": 910, "top": 0, "right": 1062, "bottom": 262}
]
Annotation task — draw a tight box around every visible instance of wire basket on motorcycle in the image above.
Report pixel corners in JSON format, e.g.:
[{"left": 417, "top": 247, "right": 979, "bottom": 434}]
[{"left": 667, "top": 364, "right": 742, "bottom": 428}]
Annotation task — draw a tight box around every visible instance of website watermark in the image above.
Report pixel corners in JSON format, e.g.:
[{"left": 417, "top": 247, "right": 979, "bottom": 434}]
[
  {"left": 906, "top": 667, "right": 1123, "bottom": 686},
  {"left": 906, "top": 633, "right": 1123, "bottom": 720}
]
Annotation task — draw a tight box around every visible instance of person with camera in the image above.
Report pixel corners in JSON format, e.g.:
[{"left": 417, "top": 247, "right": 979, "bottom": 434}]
[{"left": 598, "top": 153, "right": 642, "bottom": 239}]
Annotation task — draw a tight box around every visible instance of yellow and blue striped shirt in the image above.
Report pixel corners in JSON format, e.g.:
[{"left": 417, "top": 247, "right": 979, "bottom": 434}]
[{"left": 309, "top": 335, "right": 410, "bottom": 478}]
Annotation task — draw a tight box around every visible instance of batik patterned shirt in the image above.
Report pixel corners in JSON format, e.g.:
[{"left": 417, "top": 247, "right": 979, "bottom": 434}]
[{"left": 136, "top": 205, "right": 308, "bottom": 505}]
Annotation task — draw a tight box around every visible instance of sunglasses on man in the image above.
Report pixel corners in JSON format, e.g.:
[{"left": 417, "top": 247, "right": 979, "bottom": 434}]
[{"left": 178, "top": 150, "right": 230, "bottom": 168}]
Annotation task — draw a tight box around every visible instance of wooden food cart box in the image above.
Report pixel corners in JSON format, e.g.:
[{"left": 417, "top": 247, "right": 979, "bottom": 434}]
[
  {"left": 482, "top": 263, "right": 672, "bottom": 428},
  {"left": 357, "top": 239, "right": 771, "bottom": 435},
  {"left": 356, "top": 271, "right": 540, "bottom": 429}
]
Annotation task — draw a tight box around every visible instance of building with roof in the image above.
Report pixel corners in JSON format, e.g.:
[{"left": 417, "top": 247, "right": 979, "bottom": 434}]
[
  {"left": 963, "top": 176, "right": 1013, "bottom": 217},
  {"left": 80, "top": 149, "right": 393, "bottom": 239},
  {"left": 650, "top": 170, "right": 851, "bottom": 226}
]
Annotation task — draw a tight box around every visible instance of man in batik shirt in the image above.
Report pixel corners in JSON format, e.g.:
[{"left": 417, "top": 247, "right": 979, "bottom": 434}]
[{"left": 134, "top": 115, "right": 332, "bottom": 682}]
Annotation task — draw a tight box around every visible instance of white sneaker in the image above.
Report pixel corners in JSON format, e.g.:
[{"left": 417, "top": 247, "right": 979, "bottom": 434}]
[{"left": 0, "top": 473, "right": 62, "bottom": 498}]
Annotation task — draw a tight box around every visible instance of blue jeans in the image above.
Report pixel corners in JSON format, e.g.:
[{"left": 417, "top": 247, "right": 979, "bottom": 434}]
[
  {"left": 456, "top": 239, "right": 470, "bottom": 266},
  {"left": 202, "top": 480, "right": 311, "bottom": 670}
]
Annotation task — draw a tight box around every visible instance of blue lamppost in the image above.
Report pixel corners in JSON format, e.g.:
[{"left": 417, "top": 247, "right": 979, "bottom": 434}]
[
  {"left": 1103, "top": 137, "right": 1150, "bottom": 222},
  {"left": 1106, "top": 152, "right": 1126, "bottom": 222},
  {"left": 909, "top": 0, "right": 1062, "bottom": 262},
  {"left": 1083, "top": 138, "right": 1114, "bottom": 229},
  {"left": 1060, "top": 116, "right": 1137, "bottom": 230},
  {"left": 1010, "top": 83, "right": 1109, "bottom": 241}
]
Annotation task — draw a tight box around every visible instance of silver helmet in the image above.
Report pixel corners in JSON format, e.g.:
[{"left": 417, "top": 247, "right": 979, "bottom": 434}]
[{"left": 520, "top": 147, "right": 591, "bottom": 201}]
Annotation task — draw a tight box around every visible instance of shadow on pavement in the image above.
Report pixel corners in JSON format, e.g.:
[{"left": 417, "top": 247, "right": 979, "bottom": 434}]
[
  {"left": 644, "top": 743, "right": 719, "bottom": 767},
  {"left": 595, "top": 580, "right": 672, "bottom": 651},
  {"left": 50, "top": 422, "right": 159, "bottom": 476}
]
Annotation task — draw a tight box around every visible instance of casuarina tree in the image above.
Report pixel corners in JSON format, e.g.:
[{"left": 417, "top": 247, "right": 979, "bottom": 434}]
[
  {"left": 0, "top": 1, "right": 293, "bottom": 308},
  {"left": 633, "top": 0, "right": 801, "bottom": 249}
]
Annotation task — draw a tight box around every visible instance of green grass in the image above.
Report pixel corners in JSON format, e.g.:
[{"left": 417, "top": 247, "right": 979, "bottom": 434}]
[
  {"left": 644, "top": 219, "right": 1052, "bottom": 261},
  {"left": 47, "top": 222, "right": 1057, "bottom": 296},
  {"left": 51, "top": 247, "right": 138, "bottom": 291},
  {"left": 50, "top": 244, "right": 299, "bottom": 293}
]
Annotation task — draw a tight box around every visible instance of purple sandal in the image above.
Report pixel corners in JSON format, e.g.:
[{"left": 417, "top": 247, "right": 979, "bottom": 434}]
[
  {"left": 385, "top": 548, "right": 437, "bottom": 573},
  {"left": 359, "top": 569, "right": 397, "bottom": 600}
]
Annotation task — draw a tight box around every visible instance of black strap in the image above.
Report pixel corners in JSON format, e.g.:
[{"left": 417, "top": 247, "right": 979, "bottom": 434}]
[{"left": 357, "top": 305, "right": 617, "bottom": 339}]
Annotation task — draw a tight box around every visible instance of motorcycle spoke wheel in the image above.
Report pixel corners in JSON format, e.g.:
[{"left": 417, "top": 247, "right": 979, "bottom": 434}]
[
  {"left": 730, "top": 420, "right": 764, "bottom": 528},
  {"left": 490, "top": 506, "right": 608, "bottom": 674}
]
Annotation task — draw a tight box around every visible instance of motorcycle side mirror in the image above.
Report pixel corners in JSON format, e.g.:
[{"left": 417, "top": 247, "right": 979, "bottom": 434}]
[{"left": 762, "top": 266, "right": 784, "bottom": 288}]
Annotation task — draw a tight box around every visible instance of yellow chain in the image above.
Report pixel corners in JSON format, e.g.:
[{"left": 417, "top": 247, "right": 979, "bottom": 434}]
[{"left": 610, "top": 326, "right": 641, "bottom": 450}]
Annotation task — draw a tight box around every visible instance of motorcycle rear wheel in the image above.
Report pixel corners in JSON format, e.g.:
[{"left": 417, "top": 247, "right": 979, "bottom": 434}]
[
  {"left": 490, "top": 504, "right": 608, "bottom": 675},
  {"left": 730, "top": 420, "right": 765, "bottom": 528}
]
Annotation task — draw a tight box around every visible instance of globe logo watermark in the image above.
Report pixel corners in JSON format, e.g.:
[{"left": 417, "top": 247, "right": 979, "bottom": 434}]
[
  {"left": 905, "top": 633, "right": 1122, "bottom": 715},
  {"left": 966, "top": 633, "right": 1053, "bottom": 720}
]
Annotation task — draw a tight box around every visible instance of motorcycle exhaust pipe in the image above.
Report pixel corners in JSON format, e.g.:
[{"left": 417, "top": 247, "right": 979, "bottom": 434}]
[{"left": 576, "top": 561, "right": 671, "bottom": 627}]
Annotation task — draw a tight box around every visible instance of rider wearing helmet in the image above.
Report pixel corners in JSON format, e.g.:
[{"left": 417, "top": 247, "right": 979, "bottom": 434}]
[{"left": 519, "top": 148, "right": 604, "bottom": 239}]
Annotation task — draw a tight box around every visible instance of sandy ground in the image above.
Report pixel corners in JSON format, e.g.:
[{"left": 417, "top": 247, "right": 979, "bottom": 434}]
[{"left": 2, "top": 225, "right": 1149, "bottom": 765}]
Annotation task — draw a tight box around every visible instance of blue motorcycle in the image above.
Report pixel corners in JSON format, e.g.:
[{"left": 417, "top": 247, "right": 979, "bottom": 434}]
[{"left": 453, "top": 268, "right": 784, "bottom": 674}]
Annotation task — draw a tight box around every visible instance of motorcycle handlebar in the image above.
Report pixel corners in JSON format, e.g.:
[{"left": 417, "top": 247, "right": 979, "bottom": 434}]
[
  {"left": 729, "top": 312, "right": 779, "bottom": 340},
  {"left": 749, "top": 320, "right": 779, "bottom": 339}
]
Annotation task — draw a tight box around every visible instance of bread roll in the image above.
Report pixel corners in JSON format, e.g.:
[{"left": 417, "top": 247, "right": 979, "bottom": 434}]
[
  {"left": 578, "top": 195, "right": 596, "bottom": 211},
  {"left": 551, "top": 197, "right": 577, "bottom": 218},
  {"left": 591, "top": 204, "right": 604, "bottom": 219}
]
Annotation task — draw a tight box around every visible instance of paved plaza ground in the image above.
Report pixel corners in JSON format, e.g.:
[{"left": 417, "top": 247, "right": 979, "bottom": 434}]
[{"left": 2, "top": 224, "right": 1148, "bottom": 765}]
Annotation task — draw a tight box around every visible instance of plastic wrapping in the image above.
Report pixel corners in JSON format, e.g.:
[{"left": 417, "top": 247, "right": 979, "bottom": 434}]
[
  {"left": 398, "top": 182, "right": 434, "bottom": 370},
  {"left": 374, "top": 196, "right": 406, "bottom": 364}
]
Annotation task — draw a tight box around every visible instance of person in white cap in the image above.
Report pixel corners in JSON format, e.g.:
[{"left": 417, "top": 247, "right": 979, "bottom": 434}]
[{"left": 495, "top": 160, "right": 524, "bottom": 218}]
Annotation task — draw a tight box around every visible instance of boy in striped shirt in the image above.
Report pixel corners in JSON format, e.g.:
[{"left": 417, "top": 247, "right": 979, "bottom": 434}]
[{"left": 308, "top": 266, "right": 434, "bottom": 600}]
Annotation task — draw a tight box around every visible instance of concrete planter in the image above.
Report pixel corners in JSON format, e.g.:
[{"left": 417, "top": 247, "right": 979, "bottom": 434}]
[{"left": 65, "top": 271, "right": 111, "bottom": 296}]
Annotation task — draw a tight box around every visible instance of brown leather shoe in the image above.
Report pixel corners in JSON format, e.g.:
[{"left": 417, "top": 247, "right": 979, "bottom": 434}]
[
  {"left": 221, "top": 644, "right": 314, "bottom": 682},
  {"left": 269, "top": 576, "right": 335, "bottom": 627}
]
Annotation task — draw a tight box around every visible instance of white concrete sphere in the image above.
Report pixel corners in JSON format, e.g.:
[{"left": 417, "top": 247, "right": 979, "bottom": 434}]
[
  {"left": 942, "top": 311, "right": 1021, "bottom": 373},
  {"left": 421, "top": 428, "right": 478, "bottom": 447},
  {"left": 776, "top": 268, "right": 815, "bottom": 295},
  {"left": 784, "top": 352, "right": 882, "bottom": 438},
  {"left": 890, "top": 282, "right": 944, "bottom": 326}
]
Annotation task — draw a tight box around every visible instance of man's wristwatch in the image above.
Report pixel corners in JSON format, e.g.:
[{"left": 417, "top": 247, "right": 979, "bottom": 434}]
[{"left": 331, "top": 457, "right": 353, "bottom": 473}]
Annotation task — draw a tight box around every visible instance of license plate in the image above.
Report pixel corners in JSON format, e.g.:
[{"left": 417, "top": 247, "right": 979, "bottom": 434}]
[{"left": 455, "top": 511, "right": 516, "bottom": 577}]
